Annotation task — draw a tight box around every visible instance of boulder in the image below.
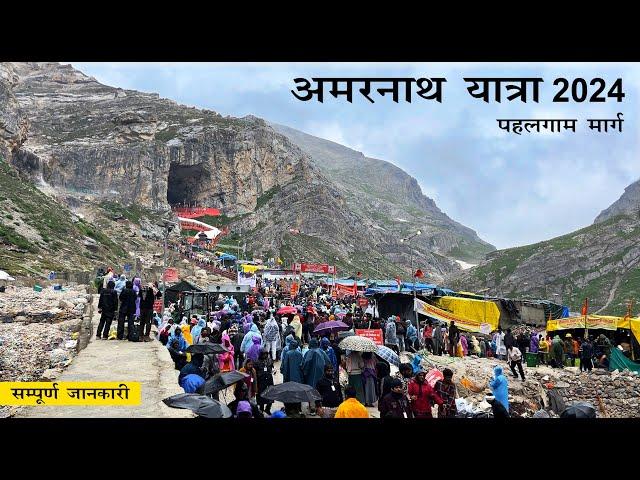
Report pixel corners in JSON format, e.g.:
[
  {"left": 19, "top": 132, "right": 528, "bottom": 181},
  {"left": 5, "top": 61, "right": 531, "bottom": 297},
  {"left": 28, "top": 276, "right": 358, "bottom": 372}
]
[
  {"left": 59, "top": 299, "right": 75, "bottom": 310},
  {"left": 49, "top": 348, "right": 68, "bottom": 365}
]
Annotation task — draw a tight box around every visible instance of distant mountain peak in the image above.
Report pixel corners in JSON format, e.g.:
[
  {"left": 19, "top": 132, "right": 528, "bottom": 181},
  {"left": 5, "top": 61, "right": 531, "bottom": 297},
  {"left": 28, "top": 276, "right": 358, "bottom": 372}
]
[{"left": 594, "top": 178, "right": 640, "bottom": 224}]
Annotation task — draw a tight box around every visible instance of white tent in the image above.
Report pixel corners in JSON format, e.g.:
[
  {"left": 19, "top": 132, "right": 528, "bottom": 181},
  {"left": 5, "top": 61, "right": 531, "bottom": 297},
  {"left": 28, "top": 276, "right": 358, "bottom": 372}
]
[
  {"left": 192, "top": 228, "right": 221, "bottom": 240},
  {"left": 0, "top": 270, "right": 16, "bottom": 281}
]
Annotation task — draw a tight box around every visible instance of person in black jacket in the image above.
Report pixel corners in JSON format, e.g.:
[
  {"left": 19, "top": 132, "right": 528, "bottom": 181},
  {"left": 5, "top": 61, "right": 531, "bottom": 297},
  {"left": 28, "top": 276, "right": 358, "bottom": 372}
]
[
  {"left": 97, "top": 280, "right": 118, "bottom": 339},
  {"left": 504, "top": 328, "right": 515, "bottom": 350},
  {"left": 378, "top": 378, "right": 413, "bottom": 418},
  {"left": 117, "top": 281, "right": 138, "bottom": 340},
  {"left": 139, "top": 282, "right": 161, "bottom": 342},
  {"left": 255, "top": 350, "right": 275, "bottom": 414},
  {"left": 315, "top": 365, "right": 343, "bottom": 408},
  {"left": 448, "top": 321, "right": 460, "bottom": 357}
]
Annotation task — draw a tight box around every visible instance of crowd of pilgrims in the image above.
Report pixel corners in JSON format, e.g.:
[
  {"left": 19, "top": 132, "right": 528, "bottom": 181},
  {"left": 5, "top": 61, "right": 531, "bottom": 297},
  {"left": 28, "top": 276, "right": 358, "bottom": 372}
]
[
  {"left": 97, "top": 272, "right": 625, "bottom": 418},
  {"left": 151, "top": 279, "right": 466, "bottom": 418}
]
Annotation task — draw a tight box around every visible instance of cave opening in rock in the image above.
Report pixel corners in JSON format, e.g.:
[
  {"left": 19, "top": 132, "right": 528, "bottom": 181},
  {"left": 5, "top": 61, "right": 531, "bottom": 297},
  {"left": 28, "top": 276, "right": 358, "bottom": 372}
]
[{"left": 167, "top": 163, "right": 210, "bottom": 206}]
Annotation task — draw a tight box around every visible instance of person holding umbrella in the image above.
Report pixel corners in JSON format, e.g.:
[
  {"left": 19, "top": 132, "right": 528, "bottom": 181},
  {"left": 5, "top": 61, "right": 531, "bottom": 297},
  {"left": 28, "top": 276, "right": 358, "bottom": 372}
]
[{"left": 345, "top": 350, "right": 365, "bottom": 404}]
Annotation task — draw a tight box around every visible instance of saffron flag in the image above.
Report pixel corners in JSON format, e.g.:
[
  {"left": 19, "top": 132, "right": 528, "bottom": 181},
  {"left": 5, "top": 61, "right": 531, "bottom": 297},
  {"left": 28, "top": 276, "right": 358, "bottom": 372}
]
[{"left": 581, "top": 298, "right": 589, "bottom": 316}]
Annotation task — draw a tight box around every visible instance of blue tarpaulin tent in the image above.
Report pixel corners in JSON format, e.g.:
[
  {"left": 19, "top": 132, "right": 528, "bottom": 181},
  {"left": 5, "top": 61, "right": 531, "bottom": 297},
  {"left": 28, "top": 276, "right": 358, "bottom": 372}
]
[{"left": 218, "top": 253, "right": 237, "bottom": 261}]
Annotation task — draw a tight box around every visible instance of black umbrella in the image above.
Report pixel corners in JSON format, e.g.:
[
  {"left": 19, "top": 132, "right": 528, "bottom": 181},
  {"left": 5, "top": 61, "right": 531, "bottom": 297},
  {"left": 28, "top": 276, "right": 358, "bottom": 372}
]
[
  {"left": 261, "top": 382, "right": 322, "bottom": 403},
  {"left": 162, "top": 393, "right": 233, "bottom": 418},
  {"left": 203, "top": 370, "right": 249, "bottom": 395},
  {"left": 560, "top": 402, "right": 597, "bottom": 418},
  {"left": 186, "top": 343, "right": 228, "bottom": 355}
]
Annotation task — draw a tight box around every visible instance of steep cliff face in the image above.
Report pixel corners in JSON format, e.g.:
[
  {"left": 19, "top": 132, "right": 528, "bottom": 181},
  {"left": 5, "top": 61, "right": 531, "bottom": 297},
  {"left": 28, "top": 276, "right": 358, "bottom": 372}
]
[
  {"left": 594, "top": 179, "right": 640, "bottom": 224},
  {"left": 0, "top": 63, "right": 29, "bottom": 161},
  {"left": 270, "top": 122, "right": 495, "bottom": 264},
  {"left": 10, "top": 63, "right": 301, "bottom": 215},
  {"left": 3, "top": 62, "right": 493, "bottom": 281}
]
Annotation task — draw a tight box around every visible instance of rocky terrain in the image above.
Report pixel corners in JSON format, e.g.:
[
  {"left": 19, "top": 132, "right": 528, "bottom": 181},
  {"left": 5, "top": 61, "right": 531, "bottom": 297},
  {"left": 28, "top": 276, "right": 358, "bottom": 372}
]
[
  {"left": 0, "top": 285, "right": 92, "bottom": 417},
  {"left": 449, "top": 210, "right": 640, "bottom": 314},
  {"left": 595, "top": 179, "right": 640, "bottom": 224},
  {"left": 271, "top": 123, "right": 495, "bottom": 271},
  {"left": 412, "top": 351, "right": 640, "bottom": 418},
  {"left": 0, "top": 62, "right": 495, "bottom": 281}
]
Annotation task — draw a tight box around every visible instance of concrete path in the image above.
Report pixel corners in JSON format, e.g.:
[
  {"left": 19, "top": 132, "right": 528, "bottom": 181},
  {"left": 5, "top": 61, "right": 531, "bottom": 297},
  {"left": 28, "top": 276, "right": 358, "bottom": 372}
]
[{"left": 18, "top": 300, "right": 191, "bottom": 418}]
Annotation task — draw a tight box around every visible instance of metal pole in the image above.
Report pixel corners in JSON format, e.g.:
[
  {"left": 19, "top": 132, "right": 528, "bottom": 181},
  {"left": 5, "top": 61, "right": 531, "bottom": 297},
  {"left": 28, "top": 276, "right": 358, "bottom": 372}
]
[{"left": 161, "top": 225, "right": 167, "bottom": 315}]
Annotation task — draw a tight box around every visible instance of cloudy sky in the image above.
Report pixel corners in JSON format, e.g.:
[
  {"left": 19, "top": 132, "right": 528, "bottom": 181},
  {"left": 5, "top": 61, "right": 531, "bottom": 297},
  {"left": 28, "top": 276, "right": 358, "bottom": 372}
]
[{"left": 72, "top": 62, "right": 640, "bottom": 250}]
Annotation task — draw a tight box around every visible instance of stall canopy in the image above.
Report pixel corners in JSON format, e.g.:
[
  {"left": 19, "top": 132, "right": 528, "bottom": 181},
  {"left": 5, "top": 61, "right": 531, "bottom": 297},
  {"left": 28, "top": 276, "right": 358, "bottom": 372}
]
[
  {"left": 434, "top": 296, "right": 501, "bottom": 329},
  {"left": 165, "top": 280, "right": 203, "bottom": 306},
  {"left": 415, "top": 298, "right": 500, "bottom": 333},
  {"left": 218, "top": 253, "right": 237, "bottom": 261},
  {"left": 547, "top": 315, "right": 640, "bottom": 344}
]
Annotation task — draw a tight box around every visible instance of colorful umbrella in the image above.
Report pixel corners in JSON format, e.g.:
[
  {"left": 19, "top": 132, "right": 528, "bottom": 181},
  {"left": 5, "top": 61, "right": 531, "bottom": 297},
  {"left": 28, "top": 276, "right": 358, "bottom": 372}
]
[
  {"left": 313, "top": 320, "right": 349, "bottom": 335},
  {"left": 375, "top": 345, "right": 400, "bottom": 366},
  {"left": 338, "top": 335, "right": 378, "bottom": 352},
  {"left": 277, "top": 306, "right": 297, "bottom": 315}
]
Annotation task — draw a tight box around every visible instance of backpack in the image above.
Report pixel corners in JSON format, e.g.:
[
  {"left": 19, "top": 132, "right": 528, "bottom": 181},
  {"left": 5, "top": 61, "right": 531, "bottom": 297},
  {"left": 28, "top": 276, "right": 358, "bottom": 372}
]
[{"left": 129, "top": 319, "right": 141, "bottom": 342}]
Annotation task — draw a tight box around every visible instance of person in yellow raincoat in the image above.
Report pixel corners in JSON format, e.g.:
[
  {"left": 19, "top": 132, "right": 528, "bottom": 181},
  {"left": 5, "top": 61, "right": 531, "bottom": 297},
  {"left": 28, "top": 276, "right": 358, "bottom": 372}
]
[
  {"left": 181, "top": 324, "right": 193, "bottom": 345},
  {"left": 334, "top": 386, "right": 369, "bottom": 418}
]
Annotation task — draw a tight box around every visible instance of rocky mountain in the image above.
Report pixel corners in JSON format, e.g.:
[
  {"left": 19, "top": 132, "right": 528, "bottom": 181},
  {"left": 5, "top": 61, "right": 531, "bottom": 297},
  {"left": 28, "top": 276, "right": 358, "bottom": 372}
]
[
  {"left": 1, "top": 62, "right": 494, "bottom": 281},
  {"left": 270, "top": 123, "right": 495, "bottom": 266},
  {"left": 594, "top": 179, "right": 640, "bottom": 224},
  {"left": 449, "top": 185, "right": 640, "bottom": 315}
]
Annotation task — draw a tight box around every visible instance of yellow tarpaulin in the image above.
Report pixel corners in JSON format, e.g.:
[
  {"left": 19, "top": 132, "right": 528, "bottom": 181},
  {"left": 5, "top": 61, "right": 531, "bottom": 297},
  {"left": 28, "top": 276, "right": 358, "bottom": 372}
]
[
  {"left": 546, "top": 315, "right": 639, "bottom": 332},
  {"left": 415, "top": 298, "right": 499, "bottom": 333},
  {"left": 434, "top": 296, "right": 500, "bottom": 330},
  {"left": 241, "top": 264, "right": 265, "bottom": 274}
]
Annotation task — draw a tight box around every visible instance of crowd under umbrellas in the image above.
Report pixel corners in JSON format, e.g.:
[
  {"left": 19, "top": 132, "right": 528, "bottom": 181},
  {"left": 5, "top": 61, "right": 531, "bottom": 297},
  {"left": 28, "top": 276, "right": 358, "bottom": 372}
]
[{"left": 152, "top": 276, "right": 598, "bottom": 419}]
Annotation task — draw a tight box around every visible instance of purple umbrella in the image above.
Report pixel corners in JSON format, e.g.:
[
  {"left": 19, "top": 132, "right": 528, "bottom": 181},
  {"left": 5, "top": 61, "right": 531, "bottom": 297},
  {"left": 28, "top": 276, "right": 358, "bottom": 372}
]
[{"left": 313, "top": 320, "right": 350, "bottom": 335}]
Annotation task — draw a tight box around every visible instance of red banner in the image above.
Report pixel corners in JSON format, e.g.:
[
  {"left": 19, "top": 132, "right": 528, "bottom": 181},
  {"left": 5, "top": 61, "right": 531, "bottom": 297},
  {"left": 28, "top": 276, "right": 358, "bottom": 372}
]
[
  {"left": 357, "top": 297, "right": 369, "bottom": 308},
  {"left": 355, "top": 329, "right": 383, "bottom": 346},
  {"left": 292, "top": 263, "right": 336, "bottom": 274},
  {"left": 153, "top": 300, "right": 163, "bottom": 313},
  {"left": 335, "top": 283, "right": 357, "bottom": 297},
  {"left": 163, "top": 268, "right": 178, "bottom": 282},
  {"left": 290, "top": 282, "right": 299, "bottom": 297}
]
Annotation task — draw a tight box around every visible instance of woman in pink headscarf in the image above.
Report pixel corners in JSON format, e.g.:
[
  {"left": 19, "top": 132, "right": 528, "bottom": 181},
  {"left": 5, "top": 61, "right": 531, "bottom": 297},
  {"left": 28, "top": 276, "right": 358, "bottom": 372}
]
[{"left": 218, "top": 333, "right": 235, "bottom": 372}]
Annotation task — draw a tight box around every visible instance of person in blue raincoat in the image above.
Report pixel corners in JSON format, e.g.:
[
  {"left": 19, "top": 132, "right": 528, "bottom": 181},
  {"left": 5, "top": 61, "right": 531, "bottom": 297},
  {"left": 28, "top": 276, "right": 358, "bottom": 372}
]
[
  {"left": 167, "top": 325, "right": 188, "bottom": 352},
  {"left": 411, "top": 354, "right": 423, "bottom": 374},
  {"left": 489, "top": 365, "right": 509, "bottom": 412},
  {"left": 406, "top": 323, "right": 418, "bottom": 352},
  {"left": 302, "top": 338, "right": 330, "bottom": 389},
  {"left": 320, "top": 337, "right": 338, "bottom": 374},
  {"left": 191, "top": 318, "right": 206, "bottom": 344},
  {"left": 281, "top": 339, "right": 304, "bottom": 383},
  {"left": 181, "top": 374, "right": 205, "bottom": 394},
  {"left": 241, "top": 323, "right": 262, "bottom": 356}
]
